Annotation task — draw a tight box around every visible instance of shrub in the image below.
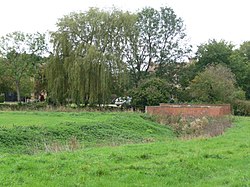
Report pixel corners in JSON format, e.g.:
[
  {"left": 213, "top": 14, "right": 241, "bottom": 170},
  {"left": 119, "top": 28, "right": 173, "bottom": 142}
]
[
  {"left": 233, "top": 100, "right": 250, "bottom": 116},
  {"left": 0, "top": 102, "right": 48, "bottom": 111},
  {"left": 0, "top": 94, "right": 4, "bottom": 103},
  {"left": 129, "top": 78, "right": 170, "bottom": 110},
  {"left": 189, "top": 64, "right": 245, "bottom": 103}
]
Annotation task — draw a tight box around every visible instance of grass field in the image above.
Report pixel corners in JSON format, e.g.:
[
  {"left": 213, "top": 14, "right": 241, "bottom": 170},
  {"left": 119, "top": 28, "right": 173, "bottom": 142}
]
[{"left": 0, "top": 111, "right": 249, "bottom": 186}]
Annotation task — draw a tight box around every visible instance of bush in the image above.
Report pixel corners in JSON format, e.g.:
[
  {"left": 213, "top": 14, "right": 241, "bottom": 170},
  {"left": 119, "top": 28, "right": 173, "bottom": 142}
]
[
  {"left": 0, "top": 94, "right": 4, "bottom": 103},
  {"left": 189, "top": 64, "right": 245, "bottom": 103},
  {"left": 0, "top": 102, "right": 48, "bottom": 111},
  {"left": 233, "top": 100, "right": 250, "bottom": 116},
  {"left": 129, "top": 78, "right": 170, "bottom": 110}
]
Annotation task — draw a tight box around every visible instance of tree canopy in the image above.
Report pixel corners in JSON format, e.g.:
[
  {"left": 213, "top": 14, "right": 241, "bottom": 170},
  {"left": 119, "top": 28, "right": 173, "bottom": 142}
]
[
  {"left": 0, "top": 6, "right": 249, "bottom": 108},
  {"left": 129, "top": 77, "right": 171, "bottom": 109},
  {"left": 47, "top": 8, "right": 131, "bottom": 105},
  {"left": 125, "top": 7, "right": 191, "bottom": 86},
  {"left": 190, "top": 64, "right": 245, "bottom": 103},
  {"left": 195, "top": 39, "right": 234, "bottom": 71},
  {"left": 195, "top": 39, "right": 250, "bottom": 99},
  {"left": 47, "top": 6, "right": 190, "bottom": 105},
  {"left": 0, "top": 31, "right": 47, "bottom": 102}
]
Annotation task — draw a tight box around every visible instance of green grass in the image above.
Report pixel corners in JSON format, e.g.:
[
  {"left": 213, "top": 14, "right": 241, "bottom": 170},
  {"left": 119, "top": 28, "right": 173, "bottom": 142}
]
[
  {"left": 0, "top": 111, "right": 173, "bottom": 154},
  {"left": 0, "top": 112, "right": 249, "bottom": 186},
  {"left": 0, "top": 111, "right": 134, "bottom": 127}
]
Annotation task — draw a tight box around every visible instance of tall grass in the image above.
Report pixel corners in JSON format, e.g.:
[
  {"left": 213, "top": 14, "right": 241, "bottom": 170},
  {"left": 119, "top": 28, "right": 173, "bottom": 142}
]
[{"left": 153, "top": 114, "right": 233, "bottom": 138}]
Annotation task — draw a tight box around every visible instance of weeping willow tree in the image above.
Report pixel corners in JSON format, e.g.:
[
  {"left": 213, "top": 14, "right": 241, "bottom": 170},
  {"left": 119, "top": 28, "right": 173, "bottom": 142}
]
[
  {"left": 68, "top": 46, "right": 109, "bottom": 105},
  {"left": 47, "top": 8, "right": 132, "bottom": 105}
]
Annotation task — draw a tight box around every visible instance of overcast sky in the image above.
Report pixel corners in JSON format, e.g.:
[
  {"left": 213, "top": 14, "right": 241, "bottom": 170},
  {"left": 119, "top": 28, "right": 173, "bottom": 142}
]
[{"left": 0, "top": 0, "right": 249, "bottom": 48}]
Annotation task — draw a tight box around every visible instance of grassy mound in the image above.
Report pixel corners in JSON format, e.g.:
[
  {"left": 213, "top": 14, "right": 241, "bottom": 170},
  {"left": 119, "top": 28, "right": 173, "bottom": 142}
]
[{"left": 0, "top": 111, "right": 173, "bottom": 154}]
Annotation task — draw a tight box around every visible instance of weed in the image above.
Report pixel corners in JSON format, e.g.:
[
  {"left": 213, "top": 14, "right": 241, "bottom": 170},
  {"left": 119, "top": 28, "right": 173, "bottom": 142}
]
[
  {"left": 154, "top": 114, "right": 232, "bottom": 138},
  {"left": 44, "top": 136, "right": 81, "bottom": 153}
]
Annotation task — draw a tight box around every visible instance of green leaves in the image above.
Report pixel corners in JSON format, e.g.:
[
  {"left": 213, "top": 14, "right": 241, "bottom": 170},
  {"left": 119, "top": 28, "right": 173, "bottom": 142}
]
[
  {"left": 124, "top": 6, "right": 190, "bottom": 86},
  {"left": 130, "top": 77, "right": 170, "bottom": 108},
  {"left": 0, "top": 31, "right": 47, "bottom": 102},
  {"left": 48, "top": 6, "right": 190, "bottom": 104},
  {"left": 0, "top": 32, "right": 47, "bottom": 56},
  {"left": 195, "top": 39, "right": 250, "bottom": 99},
  {"left": 48, "top": 9, "right": 133, "bottom": 105},
  {"left": 196, "top": 39, "right": 234, "bottom": 70},
  {"left": 190, "top": 64, "right": 245, "bottom": 103}
]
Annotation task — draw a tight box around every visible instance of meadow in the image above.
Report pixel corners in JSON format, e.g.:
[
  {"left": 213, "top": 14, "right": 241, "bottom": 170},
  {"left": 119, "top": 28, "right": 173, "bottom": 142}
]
[{"left": 0, "top": 111, "right": 249, "bottom": 186}]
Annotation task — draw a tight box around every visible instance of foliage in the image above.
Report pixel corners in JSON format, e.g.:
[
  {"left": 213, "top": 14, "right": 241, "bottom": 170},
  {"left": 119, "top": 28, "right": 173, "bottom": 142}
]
[
  {"left": 0, "top": 58, "right": 14, "bottom": 93},
  {"left": 195, "top": 39, "right": 250, "bottom": 99},
  {"left": 129, "top": 78, "right": 170, "bottom": 109},
  {"left": 0, "top": 94, "right": 4, "bottom": 103},
  {"left": 0, "top": 31, "right": 47, "bottom": 102},
  {"left": 239, "top": 41, "right": 250, "bottom": 61},
  {"left": 233, "top": 100, "right": 250, "bottom": 116},
  {"left": 0, "top": 102, "right": 49, "bottom": 110},
  {"left": 235, "top": 42, "right": 250, "bottom": 99},
  {"left": 125, "top": 7, "right": 191, "bottom": 86},
  {"left": 0, "top": 112, "right": 249, "bottom": 186},
  {"left": 47, "top": 6, "right": 190, "bottom": 105},
  {"left": 190, "top": 64, "right": 245, "bottom": 103},
  {"left": 229, "top": 50, "right": 249, "bottom": 97},
  {"left": 196, "top": 39, "right": 234, "bottom": 71},
  {"left": 1, "top": 7, "right": 250, "bottom": 106},
  {"left": 47, "top": 8, "right": 130, "bottom": 105},
  {"left": 33, "top": 58, "right": 49, "bottom": 97}
]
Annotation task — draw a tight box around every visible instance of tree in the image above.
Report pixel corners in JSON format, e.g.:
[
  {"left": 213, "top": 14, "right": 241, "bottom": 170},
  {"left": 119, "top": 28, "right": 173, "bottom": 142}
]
[
  {"left": 195, "top": 39, "right": 250, "bottom": 99},
  {"left": 129, "top": 77, "right": 170, "bottom": 109},
  {"left": 175, "top": 61, "right": 198, "bottom": 102},
  {"left": 189, "top": 64, "right": 245, "bottom": 103},
  {"left": 195, "top": 39, "right": 234, "bottom": 71},
  {"left": 229, "top": 49, "right": 250, "bottom": 99},
  {"left": 237, "top": 41, "right": 250, "bottom": 99},
  {"left": 47, "top": 7, "right": 190, "bottom": 104},
  {"left": 124, "top": 7, "right": 191, "bottom": 86},
  {"left": 48, "top": 8, "right": 130, "bottom": 105},
  {"left": 33, "top": 59, "right": 48, "bottom": 98},
  {"left": 0, "top": 58, "right": 13, "bottom": 93},
  {"left": 0, "top": 31, "right": 47, "bottom": 102},
  {"left": 239, "top": 41, "right": 250, "bottom": 61}
]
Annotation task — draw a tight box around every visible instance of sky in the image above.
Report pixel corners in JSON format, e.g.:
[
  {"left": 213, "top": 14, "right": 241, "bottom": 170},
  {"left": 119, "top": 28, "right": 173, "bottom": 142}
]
[{"left": 0, "top": 0, "right": 249, "bottom": 49}]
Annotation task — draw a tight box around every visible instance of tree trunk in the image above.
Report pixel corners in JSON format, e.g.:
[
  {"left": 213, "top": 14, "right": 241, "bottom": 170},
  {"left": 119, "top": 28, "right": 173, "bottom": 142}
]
[
  {"left": 145, "top": 57, "right": 152, "bottom": 73},
  {"left": 15, "top": 80, "right": 21, "bottom": 103}
]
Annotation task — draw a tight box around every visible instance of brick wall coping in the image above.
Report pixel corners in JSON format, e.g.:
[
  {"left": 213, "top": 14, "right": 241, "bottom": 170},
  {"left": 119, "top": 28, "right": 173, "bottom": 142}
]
[
  {"left": 147, "top": 106, "right": 217, "bottom": 108},
  {"left": 150, "top": 104, "right": 230, "bottom": 108},
  {"left": 159, "top": 103, "right": 230, "bottom": 106}
]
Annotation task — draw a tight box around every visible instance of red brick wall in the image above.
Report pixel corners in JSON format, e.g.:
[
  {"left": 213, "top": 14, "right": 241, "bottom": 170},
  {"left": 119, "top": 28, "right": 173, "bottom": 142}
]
[{"left": 146, "top": 104, "right": 231, "bottom": 117}]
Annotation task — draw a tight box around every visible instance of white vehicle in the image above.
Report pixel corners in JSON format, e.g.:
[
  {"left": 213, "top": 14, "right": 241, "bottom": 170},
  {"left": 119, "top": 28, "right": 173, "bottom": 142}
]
[{"left": 115, "top": 97, "right": 132, "bottom": 107}]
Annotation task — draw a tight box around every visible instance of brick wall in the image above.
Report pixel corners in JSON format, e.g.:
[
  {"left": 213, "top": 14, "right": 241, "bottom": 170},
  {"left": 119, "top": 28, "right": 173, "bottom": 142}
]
[{"left": 146, "top": 104, "right": 231, "bottom": 117}]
